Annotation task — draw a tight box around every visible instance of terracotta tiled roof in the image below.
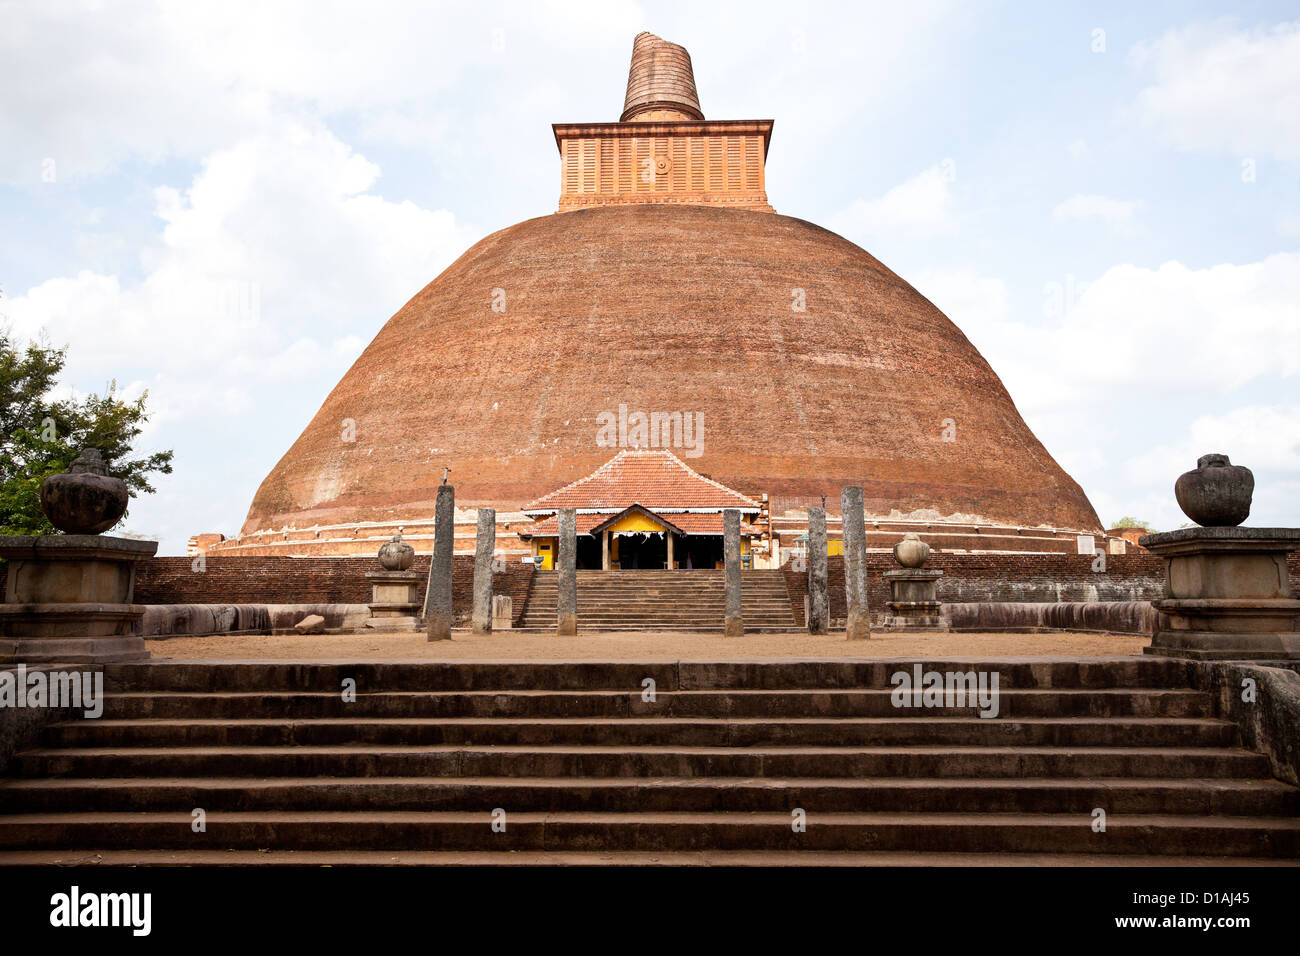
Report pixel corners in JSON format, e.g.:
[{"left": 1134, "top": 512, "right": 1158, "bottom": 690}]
[
  {"left": 520, "top": 509, "right": 761, "bottom": 538},
  {"left": 523, "top": 449, "right": 761, "bottom": 513}
]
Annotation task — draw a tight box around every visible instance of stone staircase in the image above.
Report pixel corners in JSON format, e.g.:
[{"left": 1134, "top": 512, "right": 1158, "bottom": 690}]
[
  {"left": 520, "top": 569, "right": 797, "bottom": 631},
  {"left": 0, "top": 658, "right": 1297, "bottom": 864}
]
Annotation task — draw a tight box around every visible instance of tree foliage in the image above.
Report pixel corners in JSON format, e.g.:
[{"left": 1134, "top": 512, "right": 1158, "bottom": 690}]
[
  {"left": 0, "top": 326, "right": 173, "bottom": 535},
  {"left": 1109, "top": 515, "right": 1156, "bottom": 531}
]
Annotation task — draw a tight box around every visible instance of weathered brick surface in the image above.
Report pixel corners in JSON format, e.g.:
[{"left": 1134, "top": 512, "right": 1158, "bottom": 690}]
[
  {"left": 239, "top": 203, "right": 1101, "bottom": 538},
  {"left": 134, "top": 556, "right": 535, "bottom": 627}
]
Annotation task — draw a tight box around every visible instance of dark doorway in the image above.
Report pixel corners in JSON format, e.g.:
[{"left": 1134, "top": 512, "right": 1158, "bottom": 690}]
[
  {"left": 576, "top": 535, "right": 602, "bottom": 569},
  {"left": 675, "top": 535, "right": 723, "bottom": 570},
  {"left": 614, "top": 532, "right": 667, "bottom": 569}
]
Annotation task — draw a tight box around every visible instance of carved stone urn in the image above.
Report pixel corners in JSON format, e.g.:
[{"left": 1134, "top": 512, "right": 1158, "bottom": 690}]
[
  {"left": 1174, "top": 454, "right": 1254, "bottom": 527},
  {"left": 377, "top": 534, "right": 415, "bottom": 571},
  {"left": 38, "top": 448, "right": 129, "bottom": 534},
  {"left": 892, "top": 532, "right": 931, "bottom": 569}
]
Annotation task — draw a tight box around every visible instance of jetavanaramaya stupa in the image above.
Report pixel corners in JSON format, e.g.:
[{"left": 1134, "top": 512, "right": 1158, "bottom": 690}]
[{"left": 204, "top": 32, "right": 1104, "bottom": 562}]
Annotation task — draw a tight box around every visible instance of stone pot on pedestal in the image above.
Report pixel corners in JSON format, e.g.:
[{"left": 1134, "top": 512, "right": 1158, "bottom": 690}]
[
  {"left": 1174, "top": 453, "right": 1253, "bottom": 528},
  {"left": 1, "top": 448, "right": 156, "bottom": 664},
  {"left": 364, "top": 536, "right": 422, "bottom": 630},
  {"left": 881, "top": 534, "right": 947, "bottom": 632},
  {"left": 1143, "top": 455, "right": 1299, "bottom": 661}
]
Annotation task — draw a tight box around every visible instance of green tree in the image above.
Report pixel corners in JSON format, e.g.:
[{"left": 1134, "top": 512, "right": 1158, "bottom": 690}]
[
  {"left": 1109, "top": 516, "right": 1154, "bottom": 531},
  {"left": 1, "top": 326, "right": 173, "bottom": 535}
]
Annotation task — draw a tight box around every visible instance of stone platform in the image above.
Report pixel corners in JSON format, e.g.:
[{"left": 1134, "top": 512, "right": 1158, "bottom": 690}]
[
  {"left": 0, "top": 535, "right": 156, "bottom": 664},
  {"left": 1141, "top": 527, "right": 1300, "bottom": 661}
]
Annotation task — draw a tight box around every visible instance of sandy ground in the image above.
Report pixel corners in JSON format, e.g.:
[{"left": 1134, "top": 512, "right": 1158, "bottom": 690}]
[{"left": 146, "top": 630, "right": 1150, "bottom": 660}]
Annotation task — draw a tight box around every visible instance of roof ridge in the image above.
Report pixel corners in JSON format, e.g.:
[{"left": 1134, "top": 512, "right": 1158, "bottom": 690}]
[
  {"left": 658, "top": 449, "right": 761, "bottom": 509},
  {"left": 523, "top": 448, "right": 759, "bottom": 512},
  {"left": 524, "top": 448, "right": 632, "bottom": 510}
]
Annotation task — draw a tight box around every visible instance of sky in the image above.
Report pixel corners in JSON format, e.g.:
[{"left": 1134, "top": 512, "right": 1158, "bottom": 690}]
[{"left": 1, "top": 0, "right": 1298, "bottom": 555}]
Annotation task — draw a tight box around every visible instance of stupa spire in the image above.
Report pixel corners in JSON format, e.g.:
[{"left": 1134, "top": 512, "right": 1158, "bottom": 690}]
[{"left": 620, "top": 31, "right": 703, "bottom": 122}]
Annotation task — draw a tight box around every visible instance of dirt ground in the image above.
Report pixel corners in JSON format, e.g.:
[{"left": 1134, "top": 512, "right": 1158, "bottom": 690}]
[{"left": 146, "top": 630, "right": 1150, "bottom": 660}]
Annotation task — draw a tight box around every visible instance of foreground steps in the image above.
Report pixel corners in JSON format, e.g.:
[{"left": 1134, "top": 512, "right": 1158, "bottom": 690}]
[
  {"left": 1, "top": 657, "right": 1297, "bottom": 863},
  {"left": 4, "top": 811, "right": 1298, "bottom": 856}
]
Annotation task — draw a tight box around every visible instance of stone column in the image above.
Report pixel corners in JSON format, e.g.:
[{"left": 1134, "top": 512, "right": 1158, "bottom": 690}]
[
  {"left": 557, "top": 508, "right": 578, "bottom": 636},
  {"left": 424, "top": 484, "right": 454, "bottom": 642},
  {"left": 807, "top": 507, "right": 829, "bottom": 634},
  {"left": 666, "top": 532, "right": 675, "bottom": 570},
  {"left": 841, "top": 486, "right": 871, "bottom": 640},
  {"left": 724, "top": 508, "right": 743, "bottom": 636},
  {"left": 471, "top": 507, "right": 495, "bottom": 635},
  {"left": 602, "top": 529, "right": 610, "bottom": 571}
]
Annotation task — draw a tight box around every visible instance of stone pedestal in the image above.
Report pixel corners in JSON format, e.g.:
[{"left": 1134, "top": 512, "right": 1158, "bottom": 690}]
[
  {"left": 364, "top": 570, "right": 422, "bottom": 631},
  {"left": 880, "top": 569, "right": 948, "bottom": 632},
  {"left": 1141, "top": 527, "right": 1300, "bottom": 661},
  {"left": 0, "top": 535, "right": 157, "bottom": 663}
]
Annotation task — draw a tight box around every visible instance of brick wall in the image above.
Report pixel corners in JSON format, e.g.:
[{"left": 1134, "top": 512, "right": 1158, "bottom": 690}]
[{"left": 133, "top": 555, "right": 536, "bottom": 627}]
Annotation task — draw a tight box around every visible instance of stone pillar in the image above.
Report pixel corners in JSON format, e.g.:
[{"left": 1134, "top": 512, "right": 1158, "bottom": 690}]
[
  {"left": 807, "top": 507, "right": 828, "bottom": 634},
  {"left": 557, "top": 508, "right": 578, "bottom": 636},
  {"left": 424, "top": 484, "right": 454, "bottom": 642},
  {"left": 667, "top": 532, "right": 675, "bottom": 570},
  {"left": 602, "top": 530, "right": 610, "bottom": 571},
  {"left": 472, "top": 508, "right": 495, "bottom": 635},
  {"left": 841, "top": 486, "right": 871, "bottom": 640},
  {"left": 724, "top": 508, "right": 743, "bottom": 636}
]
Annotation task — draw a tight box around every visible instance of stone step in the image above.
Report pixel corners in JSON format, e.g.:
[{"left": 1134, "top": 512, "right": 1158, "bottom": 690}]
[
  {"left": 1, "top": 810, "right": 1296, "bottom": 856},
  {"left": 102, "top": 659, "right": 1199, "bottom": 692},
  {"left": 96, "top": 688, "right": 1217, "bottom": 719},
  {"left": 3, "top": 848, "right": 1295, "bottom": 866},
  {"left": 40, "top": 716, "right": 1239, "bottom": 750},
  {"left": 14, "top": 744, "right": 1271, "bottom": 780},
  {"left": 5, "top": 775, "right": 1293, "bottom": 816}
]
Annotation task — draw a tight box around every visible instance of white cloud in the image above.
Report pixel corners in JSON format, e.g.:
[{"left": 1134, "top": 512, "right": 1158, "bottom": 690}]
[
  {"left": 1125, "top": 406, "right": 1300, "bottom": 484},
  {"left": 0, "top": 0, "right": 645, "bottom": 184},
  {"left": 1117, "top": 406, "right": 1300, "bottom": 529},
  {"left": 830, "top": 163, "right": 958, "bottom": 241},
  {"left": 951, "top": 252, "right": 1300, "bottom": 414},
  {"left": 6, "top": 123, "right": 477, "bottom": 552},
  {"left": 8, "top": 123, "right": 474, "bottom": 384},
  {"left": 1051, "top": 194, "right": 1142, "bottom": 233},
  {"left": 921, "top": 256, "right": 1300, "bottom": 527},
  {"left": 1128, "top": 19, "right": 1300, "bottom": 162}
]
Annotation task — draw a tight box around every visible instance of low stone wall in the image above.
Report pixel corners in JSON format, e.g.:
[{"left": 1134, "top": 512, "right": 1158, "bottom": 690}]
[
  {"left": 1192, "top": 661, "right": 1300, "bottom": 787},
  {"left": 139, "top": 604, "right": 371, "bottom": 639},
  {"left": 0, "top": 664, "right": 99, "bottom": 775},
  {"left": 134, "top": 555, "right": 535, "bottom": 627},
  {"left": 942, "top": 601, "right": 1158, "bottom": 635},
  {"left": 782, "top": 553, "right": 1172, "bottom": 628}
]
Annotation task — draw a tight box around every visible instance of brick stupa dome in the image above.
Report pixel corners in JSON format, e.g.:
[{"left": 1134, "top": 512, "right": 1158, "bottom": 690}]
[{"left": 231, "top": 33, "right": 1101, "bottom": 546}]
